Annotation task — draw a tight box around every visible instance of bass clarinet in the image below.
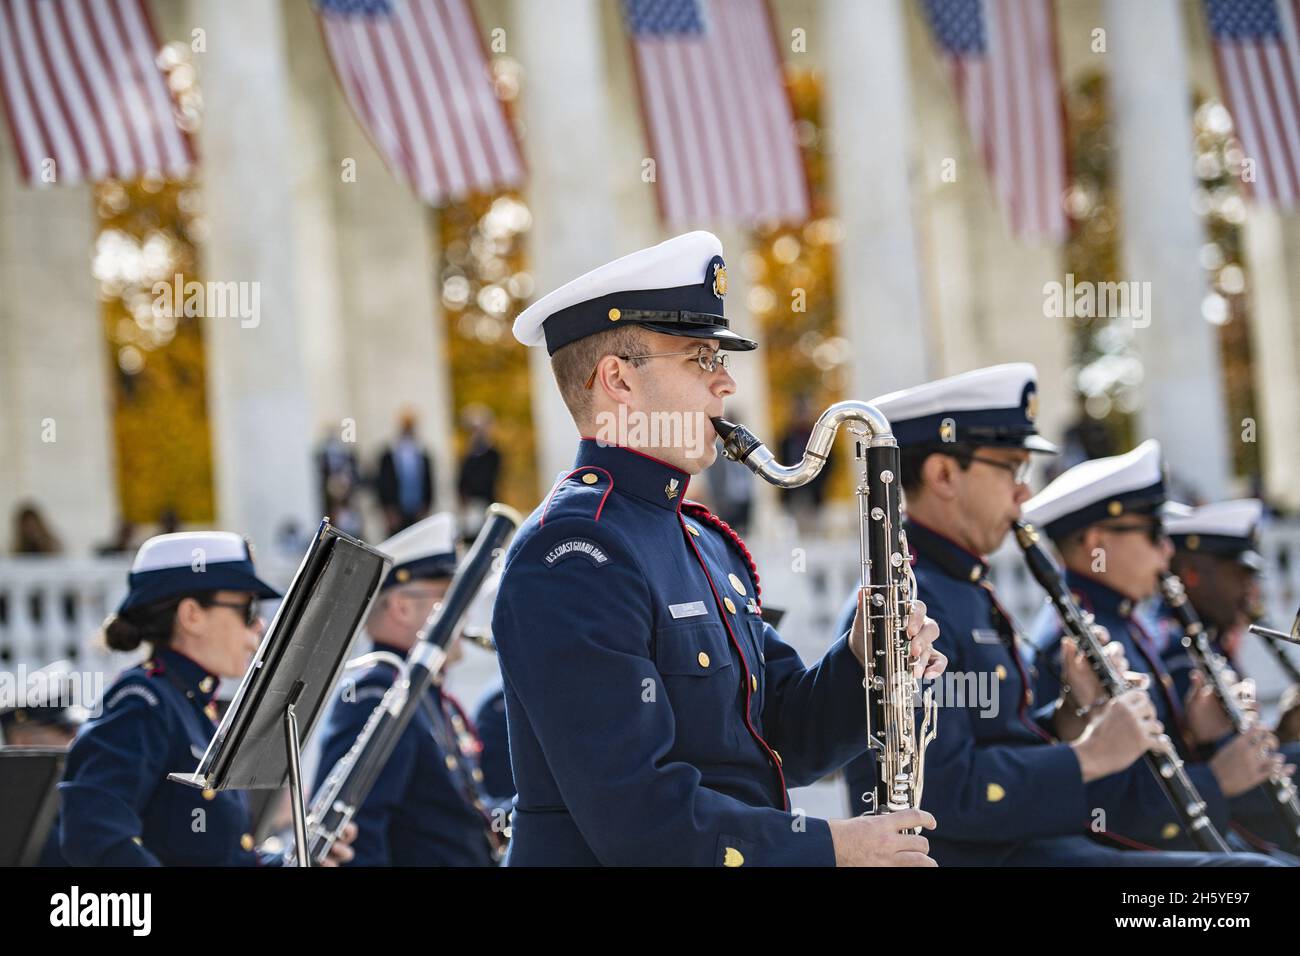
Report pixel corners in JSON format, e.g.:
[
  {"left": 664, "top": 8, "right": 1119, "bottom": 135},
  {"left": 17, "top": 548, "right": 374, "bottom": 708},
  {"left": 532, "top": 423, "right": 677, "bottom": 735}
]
[
  {"left": 713, "top": 402, "right": 937, "bottom": 818},
  {"left": 288, "top": 503, "right": 521, "bottom": 866},
  {"left": 1161, "top": 572, "right": 1300, "bottom": 850},
  {"left": 1013, "top": 521, "right": 1230, "bottom": 853}
]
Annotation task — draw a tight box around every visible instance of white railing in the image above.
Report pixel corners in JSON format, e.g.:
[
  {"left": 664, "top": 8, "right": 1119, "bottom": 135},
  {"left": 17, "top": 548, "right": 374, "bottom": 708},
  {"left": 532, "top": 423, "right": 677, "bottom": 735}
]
[
  {"left": 749, "top": 520, "right": 1300, "bottom": 706},
  {"left": 3, "top": 521, "right": 1299, "bottom": 708}
]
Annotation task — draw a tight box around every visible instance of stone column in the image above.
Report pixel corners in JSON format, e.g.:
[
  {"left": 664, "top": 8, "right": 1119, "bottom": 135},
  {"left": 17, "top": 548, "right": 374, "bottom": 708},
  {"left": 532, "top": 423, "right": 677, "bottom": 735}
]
[
  {"left": 511, "top": 0, "right": 642, "bottom": 494},
  {"left": 1242, "top": 211, "right": 1300, "bottom": 509},
  {"left": 189, "top": 0, "right": 318, "bottom": 548},
  {"left": 0, "top": 149, "right": 116, "bottom": 555},
  {"left": 823, "top": 0, "right": 931, "bottom": 399},
  {"left": 1106, "top": 0, "right": 1231, "bottom": 498}
]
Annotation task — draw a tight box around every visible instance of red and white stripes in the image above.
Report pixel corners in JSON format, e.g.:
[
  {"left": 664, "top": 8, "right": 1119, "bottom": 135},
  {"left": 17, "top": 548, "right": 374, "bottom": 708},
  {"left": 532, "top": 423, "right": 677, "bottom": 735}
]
[
  {"left": 0, "top": 0, "right": 192, "bottom": 186},
  {"left": 628, "top": 0, "right": 809, "bottom": 228},
  {"left": 318, "top": 0, "right": 524, "bottom": 206}
]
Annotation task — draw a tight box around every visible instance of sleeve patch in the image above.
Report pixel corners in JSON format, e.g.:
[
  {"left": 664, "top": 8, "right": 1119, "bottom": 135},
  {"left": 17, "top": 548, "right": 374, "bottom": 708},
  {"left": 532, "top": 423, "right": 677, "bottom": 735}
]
[
  {"left": 105, "top": 684, "right": 160, "bottom": 710},
  {"left": 542, "top": 538, "right": 611, "bottom": 568}
]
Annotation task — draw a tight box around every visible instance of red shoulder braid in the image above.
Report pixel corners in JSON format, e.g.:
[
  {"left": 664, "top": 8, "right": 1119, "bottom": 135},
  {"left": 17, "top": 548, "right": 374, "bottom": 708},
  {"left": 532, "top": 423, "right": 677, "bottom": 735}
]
[{"left": 681, "top": 500, "right": 761, "bottom": 606}]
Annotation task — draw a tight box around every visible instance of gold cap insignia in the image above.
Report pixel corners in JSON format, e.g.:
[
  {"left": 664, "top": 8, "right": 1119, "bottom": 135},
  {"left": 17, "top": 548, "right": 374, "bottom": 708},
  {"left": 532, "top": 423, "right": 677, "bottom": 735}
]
[
  {"left": 939, "top": 418, "right": 957, "bottom": 443},
  {"left": 1107, "top": 501, "right": 1123, "bottom": 517},
  {"left": 1025, "top": 390, "right": 1039, "bottom": 422},
  {"left": 712, "top": 261, "right": 728, "bottom": 298},
  {"left": 1186, "top": 534, "right": 1200, "bottom": 550},
  {"left": 395, "top": 568, "right": 411, "bottom": 582}
]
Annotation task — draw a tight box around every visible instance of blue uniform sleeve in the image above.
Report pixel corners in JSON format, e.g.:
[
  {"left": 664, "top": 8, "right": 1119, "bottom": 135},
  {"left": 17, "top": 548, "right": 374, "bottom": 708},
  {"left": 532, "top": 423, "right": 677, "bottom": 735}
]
[
  {"left": 919, "top": 611, "right": 1089, "bottom": 842},
  {"left": 760, "top": 625, "right": 868, "bottom": 787},
  {"left": 495, "top": 516, "right": 836, "bottom": 866},
  {"left": 58, "top": 681, "right": 169, "bottom": 866},
  {"left": 313, "top": 679, "right": 417, "bottom": 867},
  {"left": 473, "top": 686, "right": 515, "bottom": 800}
]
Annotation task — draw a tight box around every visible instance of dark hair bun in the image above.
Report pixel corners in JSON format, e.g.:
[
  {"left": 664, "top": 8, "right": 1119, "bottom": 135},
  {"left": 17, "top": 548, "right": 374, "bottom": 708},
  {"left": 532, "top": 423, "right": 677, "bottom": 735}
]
[
  {"left": 102, "top": 601, "right": 178, "bottom": 652},
  {"left": 103, "top": 613, "right": 147, "bottom": 652}
]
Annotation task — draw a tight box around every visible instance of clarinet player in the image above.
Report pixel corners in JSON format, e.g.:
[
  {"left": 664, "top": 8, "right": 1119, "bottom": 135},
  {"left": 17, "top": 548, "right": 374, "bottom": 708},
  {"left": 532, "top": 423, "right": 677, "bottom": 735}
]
[{"left": 490, "top": 232, "right": 946, "bottom": 866}]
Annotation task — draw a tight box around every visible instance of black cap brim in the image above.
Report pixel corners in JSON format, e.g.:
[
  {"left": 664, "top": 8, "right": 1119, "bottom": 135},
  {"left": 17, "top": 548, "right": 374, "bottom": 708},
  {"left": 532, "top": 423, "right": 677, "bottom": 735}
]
[{"left": 638, "top": 322, "right": 757, "bottom": 351}]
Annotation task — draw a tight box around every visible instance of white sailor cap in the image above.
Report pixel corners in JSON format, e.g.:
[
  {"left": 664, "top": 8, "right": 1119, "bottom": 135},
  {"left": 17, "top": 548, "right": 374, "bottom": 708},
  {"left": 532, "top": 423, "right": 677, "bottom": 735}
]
[
  {"left": 869, "top": 363, "right": 1057, "bottom": 452},
  {"left": 1166, "top": 498, "right": 1265, "bottom": 571},
  {"left": 379, "top": 512, "right": 458, "bottom": 590},
  {"left": 119, "top": 532, "right": 281, "bottom": 613},
  {"left": 512, "top": 231, "right": 756, "bottom": 355},
  {"left": 1022, "top": 439, "right": 1170, "bottom": 539}
]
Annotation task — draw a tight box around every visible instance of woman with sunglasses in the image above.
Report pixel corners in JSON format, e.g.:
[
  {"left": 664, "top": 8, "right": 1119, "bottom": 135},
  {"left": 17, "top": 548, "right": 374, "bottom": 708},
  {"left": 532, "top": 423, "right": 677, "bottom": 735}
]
[{"left": 55, "top": 531, "right": 356, "bottom": 866}]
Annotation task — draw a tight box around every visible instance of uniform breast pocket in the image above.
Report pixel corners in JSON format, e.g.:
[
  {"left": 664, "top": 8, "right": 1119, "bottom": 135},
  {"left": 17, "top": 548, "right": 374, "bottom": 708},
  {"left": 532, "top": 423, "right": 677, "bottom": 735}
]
[{"left": 653, "top": 620, "right": 742, "bottom": 751}]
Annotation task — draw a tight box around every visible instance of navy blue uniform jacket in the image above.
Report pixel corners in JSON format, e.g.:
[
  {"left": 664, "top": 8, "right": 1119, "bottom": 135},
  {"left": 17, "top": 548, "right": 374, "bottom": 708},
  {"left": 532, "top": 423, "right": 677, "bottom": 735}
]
[{"left": 492, "top": 440, "right": 869, "bottom": 866}]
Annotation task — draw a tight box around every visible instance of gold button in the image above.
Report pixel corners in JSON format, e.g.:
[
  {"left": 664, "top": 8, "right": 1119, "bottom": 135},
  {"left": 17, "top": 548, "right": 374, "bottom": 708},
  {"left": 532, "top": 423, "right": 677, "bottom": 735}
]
[
  {"left": 686, "top": 525, "right": 700, "bottom": 537},
  {"left": 995, "top": 665, "right": 1007, "bottom": 681},
  {"left": 241, "top": 833, "right": 254, "bottom": 851},
  {"left": 724, "top": 597, "right": 737, "bottom": 614},
  {"left": 728, "top": 573, "right": 747, "bottom": 596},
  {"left": 608, "top": 308, "right": 621, "bottom": 321},
  {"left": 132, "top": 836, "right": 144, "bottom": 846},
  {"left": 472, "top": 768, "right": 484, "bottom": 783},
  {"left": 445, "top": 755, "right": 459, "bottom": 770},
  {"left": 969, "top": 566, "right": 981, "bottom": 582},
  {"left": 986, "top": 783, "right": 1006, "bottom": 803},
  {"left": 202, "top": 788, "right": 216, "bottom": 801},
  {"left": 723, "top": 847, "right": 745, "bottom": 867},
  {"left": 697, "top": 651, "right": 710, "bottom": 668},
  {"left": 1161, "top": 822, "right": 1181, "bottom": 840},
  {"left": 751, "top": 674, "right": 758, "bottom": 692},
  {"left": 582, "top": 473, "right": 598, "bottom": 484}
]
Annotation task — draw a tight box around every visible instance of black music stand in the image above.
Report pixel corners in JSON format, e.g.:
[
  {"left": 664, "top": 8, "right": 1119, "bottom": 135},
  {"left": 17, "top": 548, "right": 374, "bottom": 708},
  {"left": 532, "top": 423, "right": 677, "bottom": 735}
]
[
  {"left": 1251, "top": 608, "right": 1300, "bottom": 646},
  {"left": 0, "top": 747, "right": 66, "bottom": 866},
  {"left": 167, "top": 519, "right": 390, "bottom": 866}
]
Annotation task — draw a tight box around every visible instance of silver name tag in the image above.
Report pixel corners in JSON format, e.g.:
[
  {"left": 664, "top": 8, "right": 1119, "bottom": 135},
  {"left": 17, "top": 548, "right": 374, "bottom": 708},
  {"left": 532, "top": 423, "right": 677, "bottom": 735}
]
[
  {"left": 971, "top": 628, "right": 1003, "bottom": 645},
  {"left": 669, "top": 601, "right": 708, "bottom": 619}
]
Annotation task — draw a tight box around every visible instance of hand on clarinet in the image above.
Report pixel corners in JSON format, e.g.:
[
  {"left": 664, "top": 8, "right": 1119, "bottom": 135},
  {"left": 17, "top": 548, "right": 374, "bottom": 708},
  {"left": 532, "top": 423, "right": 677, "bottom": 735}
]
[
  {"left": 848, "top": 592, "right": 946, "bottom": 679},
  {"left": 829, "top": 809, "right": 937, "bottom": 867}
]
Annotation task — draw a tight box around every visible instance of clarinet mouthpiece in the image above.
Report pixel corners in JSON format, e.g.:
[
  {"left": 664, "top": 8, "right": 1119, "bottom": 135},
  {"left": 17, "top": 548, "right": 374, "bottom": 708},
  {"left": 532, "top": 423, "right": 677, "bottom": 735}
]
[{"left": 710, "top": 416, "right": 764, "bottom": 465}]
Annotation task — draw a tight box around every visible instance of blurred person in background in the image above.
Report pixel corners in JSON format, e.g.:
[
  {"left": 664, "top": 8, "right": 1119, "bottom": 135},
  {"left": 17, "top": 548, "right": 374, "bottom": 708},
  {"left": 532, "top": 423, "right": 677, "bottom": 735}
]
[
  {"left": 456, "top": 404, "right": 502, "bottom": 542},
  {"left": 377, "top": 409, "right": 435, "bottom": 536},
  {"left": 12, "top": 502, "right": 62, "bottom": 554}
]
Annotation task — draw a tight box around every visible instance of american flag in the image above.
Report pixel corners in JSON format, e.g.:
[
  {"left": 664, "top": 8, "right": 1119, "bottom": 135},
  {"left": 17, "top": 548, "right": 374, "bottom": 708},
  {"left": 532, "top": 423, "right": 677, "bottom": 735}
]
[
  {"left": 623, "top": 0, "right": 809, "bottom": 227},
  {"left": 920, "top": 0, "right": 1067, "bottom": 241},
  {"left": 1204, "top": 0, "right": 1300, "bottom": 209},
  {"left": 316, "top": 0, "right": 524, "bottom": 206},
  {"left": 0, "top": 0, "right": 194, "bottom": 186}
]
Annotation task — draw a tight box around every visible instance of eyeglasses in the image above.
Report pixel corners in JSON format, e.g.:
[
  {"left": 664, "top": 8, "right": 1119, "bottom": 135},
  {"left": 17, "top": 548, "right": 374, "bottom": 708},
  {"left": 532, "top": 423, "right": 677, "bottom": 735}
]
[
  {"left": 968, "top": 454, "right": 1033, "bottom": 485},
  {"left": 1100, "top": 521, "right": 1166, "bottom": 545},
  {"left": 204, "top": 597, "right": 260, "bottom": 627},
  {"left": 584, "top": 347, "right": 729, "bottom": 389}
]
